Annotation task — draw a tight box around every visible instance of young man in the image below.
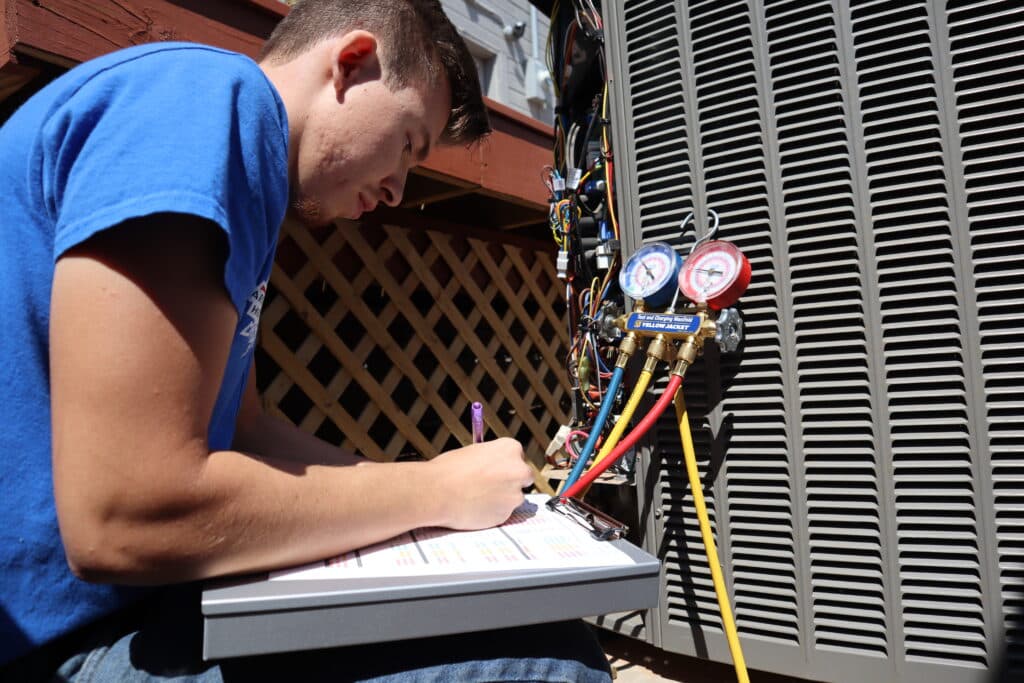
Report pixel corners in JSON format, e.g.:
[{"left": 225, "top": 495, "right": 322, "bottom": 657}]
[{"left": 0, "top": 0, "right": 612, "bottom": 680}]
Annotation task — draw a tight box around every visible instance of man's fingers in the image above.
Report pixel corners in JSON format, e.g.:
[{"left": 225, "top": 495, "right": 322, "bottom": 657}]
[{"left": 520, "top": 464, "right": 535, "bottom": 488}]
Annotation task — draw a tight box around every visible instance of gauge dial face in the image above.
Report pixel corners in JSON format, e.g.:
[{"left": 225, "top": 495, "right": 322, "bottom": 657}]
[
  {"left": 678, "top": 240, "right": 751, "bottom": 309},
  {"left": 619, "top": 243, "right": 680, "bottom": 300}
]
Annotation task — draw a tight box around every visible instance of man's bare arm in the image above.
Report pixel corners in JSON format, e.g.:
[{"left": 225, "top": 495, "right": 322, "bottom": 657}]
[
  {"left": 49, "top": 215, "right": 532, "bottom": 586},
  {"left": 233, "top": 363, "right": 366, "bottom": 466}
]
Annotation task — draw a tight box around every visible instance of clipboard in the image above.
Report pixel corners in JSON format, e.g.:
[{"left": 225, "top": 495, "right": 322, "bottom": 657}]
[{"left": 201, "top": 496, "right": 660, "bottom": 660}]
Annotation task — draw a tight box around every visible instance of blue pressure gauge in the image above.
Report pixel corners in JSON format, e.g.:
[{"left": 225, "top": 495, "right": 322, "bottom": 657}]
[{"left": 618, "top": 242, "right": 683, "bottom": 309}]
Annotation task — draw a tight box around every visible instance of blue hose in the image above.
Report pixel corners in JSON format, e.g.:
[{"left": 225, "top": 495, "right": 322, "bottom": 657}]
[{"left": 563, "top": 365, "right": 625, "bottom": 490}]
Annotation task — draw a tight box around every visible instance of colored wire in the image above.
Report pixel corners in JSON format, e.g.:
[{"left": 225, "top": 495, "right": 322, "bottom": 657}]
[
  {"left": 600, "top": 83, "right": 620, "bottom": 240},
  {"left": 565, "top": 123, "right": 578, "bottom": 171},
  {"left": 576, "top": 332, "right": 603, "bottom": 402},
  {"left": 561, "top": 373, "right": 684, "bottom": 499},
  {"left": 569, "top": 334, "right": 598, "bottom": 413},
  {"left": 576, "top": 166, "right": 595, "bottom": 191},
  {"left": 564, "top": 432, "right": 584, "bottom": 463},
  {"left": 591, "top": 334, "right": 612, "bottom": 376},
  {"left": 675, "top": 391, "right": 750, "bottom": 683},
  {"left": 592, "top": 269, "right": 611, "bottom": 317},
  {"left": 570, "top": 0, "right": 601, "bottom": 33},
  {"left": 585, "top": 0, "right": 602, "bottom": 29},
  {"left": 567, "top": 429, "right": 590, "bottom": 445},
  {"left": 560, "top": 365, "right": 626, "bottom": 492},
  {"left": 546, "top": 1, "right": 560, "bottom": 99}
]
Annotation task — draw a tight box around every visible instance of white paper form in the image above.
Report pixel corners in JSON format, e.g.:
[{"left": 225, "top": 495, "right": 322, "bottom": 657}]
[{"left": 270, "top": 495, "right": 634, "bottom": 580}]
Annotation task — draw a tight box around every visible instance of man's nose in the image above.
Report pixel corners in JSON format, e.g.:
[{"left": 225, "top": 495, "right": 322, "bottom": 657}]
[{"left": 381, "top": 169, "right": 407, "bottom": 207}]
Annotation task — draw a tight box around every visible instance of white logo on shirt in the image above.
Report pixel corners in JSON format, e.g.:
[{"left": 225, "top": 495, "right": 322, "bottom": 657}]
[{"left": 239, "top": 281, "right": 267, "bottom": 356}]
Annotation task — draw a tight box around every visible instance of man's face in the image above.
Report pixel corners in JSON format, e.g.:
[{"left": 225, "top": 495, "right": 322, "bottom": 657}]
[{"left": 290, "top": 66, "right": 451, "bottom": 227}]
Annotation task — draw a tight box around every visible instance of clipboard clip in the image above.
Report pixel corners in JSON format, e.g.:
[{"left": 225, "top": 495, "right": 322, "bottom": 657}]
[{"left": 547, "top": 496, "right": 629, "bottom": 541}]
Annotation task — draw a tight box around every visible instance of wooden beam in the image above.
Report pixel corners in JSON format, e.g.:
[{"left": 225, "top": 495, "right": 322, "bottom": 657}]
[
  {"left": 0, "top": 0, "right": 38, "bottom": 103},
  {"left": 401, "top": 185, "right": 478, "bottom": 209},
  {"left": 496, "top": 216, "right": 548, "bottom": 231},
  {"left": 1, "top": 0, "right": 14, "bottom": 66},
  {"left": 9, "top": 0, "right": 277, "bottom": 64},
  {"left": 421, "top": 98, "right": 553, "bottom": 211},
  {"left": 366, "top": 207, "right": 554, "bottom": 253},
  {"left": 0, "top": 58, "right": 36, "bottom": 101},
  {"left": 245, "top": 0, "right": 288, "bottom": 19}
]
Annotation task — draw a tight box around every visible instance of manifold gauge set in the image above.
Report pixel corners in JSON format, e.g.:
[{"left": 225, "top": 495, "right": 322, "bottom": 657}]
[{"left": 619, "top": 238, "right": 751, "bottom": 311}]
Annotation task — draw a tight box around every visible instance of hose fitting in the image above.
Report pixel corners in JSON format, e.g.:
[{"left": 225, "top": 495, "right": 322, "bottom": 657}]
[
  {"left": 640, "top": 334, "right": 669, "bottom": 373},
  {"left": 676, "top": 333, "right": 701, "bottom": 367},
  {"left": 615, "top": 332, "right": 640, "bottom": 369}
]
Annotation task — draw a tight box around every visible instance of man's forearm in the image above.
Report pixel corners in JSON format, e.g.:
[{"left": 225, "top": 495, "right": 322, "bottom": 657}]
[
  {"left": 233, "top": 410, "right": 368, "bottom": 466},
  {"left": 64, "top": 445, "right": 449, "bottom": 585},
  {"left": 189, "top": 448, "right": 450, "bottom": 580}
]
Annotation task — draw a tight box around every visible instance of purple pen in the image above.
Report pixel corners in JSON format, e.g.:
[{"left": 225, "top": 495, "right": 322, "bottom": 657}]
[{"left": 471, "top": 401, "right": 484, "bottom": 443}]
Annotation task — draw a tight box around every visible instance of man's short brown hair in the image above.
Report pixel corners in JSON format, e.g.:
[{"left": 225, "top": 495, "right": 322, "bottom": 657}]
[{"left": 259, "top": 0, "right": 490, "bottom": 145}]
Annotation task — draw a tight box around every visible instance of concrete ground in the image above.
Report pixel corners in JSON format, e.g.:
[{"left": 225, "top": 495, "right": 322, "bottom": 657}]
[{"left": 597, "top": 630, "right": 819, "bottom": 683}]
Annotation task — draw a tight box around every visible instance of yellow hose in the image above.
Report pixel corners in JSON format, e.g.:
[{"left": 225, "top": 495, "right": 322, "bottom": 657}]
[
  {"left": 577, "top": 367, "right": 652, "bottom": 497},
  {"left": 674, "top": 391, "right": 749, "bottom": 683},
  {"left": 588, "top": 368, "right": 652, "bottom": 471}
]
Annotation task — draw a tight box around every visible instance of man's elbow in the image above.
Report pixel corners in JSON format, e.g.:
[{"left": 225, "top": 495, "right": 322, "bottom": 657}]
[
  {"left": 59, "top": 508, "right": 205, "bottom": 586},
  {"left": 54, "top": 444, "right": 214, "bottom": 584},
  {"left": 64, "top": 541, "right": 126, "bottom": 584},
  {"left": 61, "top": 519, "right": 157, "bottom": 585}
]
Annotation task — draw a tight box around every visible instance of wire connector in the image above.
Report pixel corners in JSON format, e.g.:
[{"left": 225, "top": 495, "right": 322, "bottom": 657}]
[
  {"left": 556, "top": 249, "right": 570, "bottom": 280},
  {"left": 545, "top": 424, "right": 572, "bottom": 465},
  {"left": 595, "top": 239, "right": 620, "bottom": 271}
]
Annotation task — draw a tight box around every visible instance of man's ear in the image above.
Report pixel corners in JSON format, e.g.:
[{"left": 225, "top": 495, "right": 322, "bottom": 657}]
[{"left": 331, "top": 30, "right": 380, "bottom": 96}]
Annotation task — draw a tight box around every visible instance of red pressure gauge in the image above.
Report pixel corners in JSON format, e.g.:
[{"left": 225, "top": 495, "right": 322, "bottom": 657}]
[{"left": 678, "top": 240, "right": 751, "bottom": 310}]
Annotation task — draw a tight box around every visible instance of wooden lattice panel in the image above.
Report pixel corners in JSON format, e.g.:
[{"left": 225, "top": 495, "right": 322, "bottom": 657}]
[{"left": 256, "top": 218, "right": 571, "bottom": 484}]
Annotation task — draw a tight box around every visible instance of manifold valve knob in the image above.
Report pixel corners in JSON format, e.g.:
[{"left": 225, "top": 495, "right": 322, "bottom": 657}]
[{"left": 715, "top": 308, "right": 743, "bottom": 353}]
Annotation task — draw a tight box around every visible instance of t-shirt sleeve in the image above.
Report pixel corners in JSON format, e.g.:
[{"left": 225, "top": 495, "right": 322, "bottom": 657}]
[{"left": 42, "top": 47, "right": 289, "bottom": 313}]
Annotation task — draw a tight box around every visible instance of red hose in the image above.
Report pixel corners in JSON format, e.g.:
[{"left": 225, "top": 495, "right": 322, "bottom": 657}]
[{"left": 560, "top": 374, "right": 684, "bottom": 500}]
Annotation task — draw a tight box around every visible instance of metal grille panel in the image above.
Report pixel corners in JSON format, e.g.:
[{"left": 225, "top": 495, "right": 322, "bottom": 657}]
[
  {"left": 766, "top": 0, "right": 889, "bottom": 659},
  {"left": 604, "top": 1, "right": 1024, "bottom": 680},
  {"left": 948, "top": 0, "right": 1024, "bottom": 676}
]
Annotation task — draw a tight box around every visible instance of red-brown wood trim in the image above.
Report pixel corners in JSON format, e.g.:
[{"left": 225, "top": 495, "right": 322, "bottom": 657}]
[
  {"left": 421, "top": 104, "right": 553, "bottom": 210},
  {"left": 245, "top": 0, "right": 288, "bottom": 19},
  {"left": 0, "top": 60, "right": 36, "bottom": 101},
  {"left": 2, "top": 0, "right": 16, "bottom": 61},
  {"left": 9, "top": 0, "right": 277, "bottom": 62},
  {"left": 364, "top": 207, "right": 554, "bottom": 253},
  {"left": 484, "top": 96, "right": 553, "bottom": 137}
]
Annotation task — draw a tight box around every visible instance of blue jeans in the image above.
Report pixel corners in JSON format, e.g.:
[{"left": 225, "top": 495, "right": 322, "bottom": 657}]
[{"left": 46, "top": 586, "right": 612, "bottom": 682}]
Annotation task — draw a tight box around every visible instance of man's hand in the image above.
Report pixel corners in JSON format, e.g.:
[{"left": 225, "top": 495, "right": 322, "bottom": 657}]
[{"left": 429, "top": 438, "right": 534, "bottom": 530}]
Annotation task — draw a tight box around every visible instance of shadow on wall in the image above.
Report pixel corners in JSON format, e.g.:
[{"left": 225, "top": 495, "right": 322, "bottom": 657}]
[{"left": 989, "top": 602, "right": 1023, "bottom": 683}]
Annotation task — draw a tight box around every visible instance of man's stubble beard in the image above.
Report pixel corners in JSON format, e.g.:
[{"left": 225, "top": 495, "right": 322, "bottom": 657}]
[{"left": 290, "top": 194, "right": 332, "bottom": 230}]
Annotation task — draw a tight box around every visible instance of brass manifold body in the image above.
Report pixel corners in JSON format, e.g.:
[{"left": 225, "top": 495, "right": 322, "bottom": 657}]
[{"left": 610, "top": 305, "right": 742, "bottom": 379}]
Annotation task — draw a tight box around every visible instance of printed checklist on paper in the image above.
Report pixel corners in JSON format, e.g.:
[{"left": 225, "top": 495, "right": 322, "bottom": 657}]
[{"left": 270, "top": 495, "right": 635, "bottom": 580}]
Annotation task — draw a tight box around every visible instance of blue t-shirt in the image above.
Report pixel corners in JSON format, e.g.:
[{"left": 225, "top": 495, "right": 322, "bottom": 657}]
[{"left": 0, "top": 43, "right": 289, "bottom": 665}]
